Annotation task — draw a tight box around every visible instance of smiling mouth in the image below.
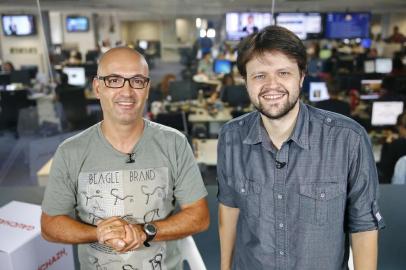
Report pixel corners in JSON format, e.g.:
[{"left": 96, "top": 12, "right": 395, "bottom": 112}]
[
  {"left": 261, "top": 93, "right": 285, "bottom": 100},
  {"left": 116, "top": 101, "right": 135, "bottom": 105},
  {"left": 260, "top": 91, "right": 287, "bottom": 101}
]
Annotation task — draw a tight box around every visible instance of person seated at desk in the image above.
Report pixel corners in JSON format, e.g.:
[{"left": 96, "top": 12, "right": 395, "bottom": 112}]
[
  {"left": 378, "top": 112, "right": 406, "bottom": 183},
  {"left": 1, "top": 61, "right": 15, "bottom": 73},
  {"left": 205, "top": 73, "right": 235, "bottom": 105},
  {"left": 390, "top": 54, "right": 406, "bottom": 76},
  {"left": 315, "top": 78, "right": 351, "bottom": 117},
  {"left": 67, "top": 50, "right": 83, "bottom": 65},
  {"left": 385, "top": 25, "right": 406, "bottom": 43},
  {"left": 148, "top": 73, "right": 176, "bottom": 107},
  {"left": 197, "top": 52, "right": 214, "bottom": 78}
]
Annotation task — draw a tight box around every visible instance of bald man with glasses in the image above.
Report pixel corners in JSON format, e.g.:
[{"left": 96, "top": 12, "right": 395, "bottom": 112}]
[{"left": 41, "top": 47, "right": 209, "bottom": 270}]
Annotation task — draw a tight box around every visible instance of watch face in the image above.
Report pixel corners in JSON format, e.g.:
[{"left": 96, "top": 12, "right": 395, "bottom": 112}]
[{"left": 145, "top": 223, "right": 157, "bottom": 235}]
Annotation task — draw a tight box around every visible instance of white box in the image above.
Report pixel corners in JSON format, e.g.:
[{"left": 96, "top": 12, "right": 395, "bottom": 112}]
[{"left": 0, "top": 201, "right": 75, "bottom": 270}]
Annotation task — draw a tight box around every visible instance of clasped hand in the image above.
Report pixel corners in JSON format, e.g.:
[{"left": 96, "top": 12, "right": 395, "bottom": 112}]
[{"left": 96, "top": 217, "right": 146, "bottom": 252}]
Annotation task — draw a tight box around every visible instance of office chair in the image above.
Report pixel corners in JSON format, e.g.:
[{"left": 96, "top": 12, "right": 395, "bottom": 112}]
[
  {"left": 0, "top": 73, "right": 11, "bottom": 89},
  {"left": 58, "top": 87, "right": 89, "bottom": 131},
  {"left": 0, "top": 90, "right": 33, "bottom": 134},
  {"left": 20, "top": 65, "right": 38, "bottom": 80},
  {"left": 179, "top": 236, "right": 207, "bottom": 270}
]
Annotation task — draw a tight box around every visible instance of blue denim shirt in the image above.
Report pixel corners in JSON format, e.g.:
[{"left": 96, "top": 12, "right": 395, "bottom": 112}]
[{"left": 217, "top": 102, "right": 385, "bottom": 270}]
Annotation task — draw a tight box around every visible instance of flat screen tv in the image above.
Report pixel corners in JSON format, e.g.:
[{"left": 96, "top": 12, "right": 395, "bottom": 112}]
[
  {"left": 1, "top": 14, "right": 36, "bottom": 36},
  {"left": 325, "top": 12, "right": 370, "bottom": 39},
  {"left": 66, "top": 16, "right": 89, "bottom": 32},
  {"left": 226, "top": 12, "right": 272, "bottom": 41},
  {"left": 275, "top": 12, "right": 323, "bottom": 40}
]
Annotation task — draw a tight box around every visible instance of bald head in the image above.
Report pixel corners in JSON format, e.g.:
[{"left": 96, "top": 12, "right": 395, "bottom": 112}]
[{"left": 97, "top": 47, "right": 149, "bottom": 76}]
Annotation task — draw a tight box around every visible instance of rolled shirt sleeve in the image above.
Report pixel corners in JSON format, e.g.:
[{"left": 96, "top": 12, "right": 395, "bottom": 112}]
[
  {"left": 346, "top": 128, "right": 385, "bottom": 233},
  {"left": 217, "top": 129, "right": 238, "bottom": 208}
]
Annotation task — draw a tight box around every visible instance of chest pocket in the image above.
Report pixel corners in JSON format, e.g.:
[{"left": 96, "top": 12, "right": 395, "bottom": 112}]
[
  {"left": 299, "top": 182, "right": 346, "bottom": 226},
  {"left": 229, "top": 177, "right": 262, "bottom": 218}
]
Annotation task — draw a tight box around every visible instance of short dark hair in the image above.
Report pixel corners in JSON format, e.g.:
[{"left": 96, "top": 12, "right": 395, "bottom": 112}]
[
  {"left": 397, "top": 112, "right": 406, "bottom": 128},
  {"left": 236, "top": 25, "right": 307, "bottom": 78}
]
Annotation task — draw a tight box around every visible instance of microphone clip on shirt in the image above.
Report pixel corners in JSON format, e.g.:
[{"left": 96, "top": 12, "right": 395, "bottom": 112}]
[
  {"left": 276, "top": 160, "right": 286, "bottom": 169},
  {"left": 126, "top": 153, "right": 135, "bottom": 163}
]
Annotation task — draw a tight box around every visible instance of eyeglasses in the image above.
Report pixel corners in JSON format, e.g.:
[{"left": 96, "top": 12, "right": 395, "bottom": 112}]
[{"left": 97, "top": 75, "right": 150, "bottom": 89}]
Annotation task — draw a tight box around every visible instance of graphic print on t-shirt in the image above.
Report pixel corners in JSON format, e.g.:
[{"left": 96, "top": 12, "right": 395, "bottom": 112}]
[{"left": 77, "top": 166, "right": 171, "bottom": 270}]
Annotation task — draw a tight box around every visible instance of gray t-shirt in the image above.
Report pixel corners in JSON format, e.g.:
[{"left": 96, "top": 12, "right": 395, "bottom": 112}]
[{"left": 42, "top": 120, "right": 207, "bottom": 270}]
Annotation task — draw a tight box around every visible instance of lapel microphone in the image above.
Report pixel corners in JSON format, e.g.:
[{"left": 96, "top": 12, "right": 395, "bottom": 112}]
[{"left": 126, "top": 153, "right": 135, "bottom": 163}]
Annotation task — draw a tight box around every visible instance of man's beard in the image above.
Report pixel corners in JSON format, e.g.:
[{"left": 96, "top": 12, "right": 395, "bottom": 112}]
[{"left": 253, "top": 87, "right": 300, "bottom": 120}]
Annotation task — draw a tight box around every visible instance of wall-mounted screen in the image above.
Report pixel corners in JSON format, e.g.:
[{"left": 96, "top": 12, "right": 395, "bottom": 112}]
[
  {"left": 66, "top": 16, "right": 89, "bottom": 32},
  {"left": 275, "top": 12, "right": 323, "bottom": 40},
  {"left": 226, "top": 13, "right": 272, "bottom": 41},
  {"left": 1, "top": 15, "right": 36, "bottom": 36},
  {"left": 325, "top": 12, "right": 370, "bottom": 39}
]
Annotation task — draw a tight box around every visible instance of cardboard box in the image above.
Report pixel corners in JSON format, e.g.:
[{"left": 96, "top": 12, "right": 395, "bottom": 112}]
[{"left": 0, "top": 201, "right": 75, "bottom": 270}]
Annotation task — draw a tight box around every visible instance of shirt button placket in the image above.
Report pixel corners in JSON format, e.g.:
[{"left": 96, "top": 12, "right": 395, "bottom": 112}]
[{"left": 275, "top": 147, "right": 288, "bottom": 270}]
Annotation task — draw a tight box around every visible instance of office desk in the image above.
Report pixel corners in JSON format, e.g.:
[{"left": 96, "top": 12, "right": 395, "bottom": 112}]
[{"left": 188, "top": 108, "right": 232, "bottom": 123}]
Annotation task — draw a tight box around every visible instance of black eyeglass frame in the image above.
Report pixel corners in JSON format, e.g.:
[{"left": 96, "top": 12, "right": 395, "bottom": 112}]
[{"left": 96, "top": 75, "right": 150, "bottom": 89}]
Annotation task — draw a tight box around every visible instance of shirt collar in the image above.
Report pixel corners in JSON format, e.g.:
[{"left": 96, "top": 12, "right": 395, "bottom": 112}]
[
  {"left": 242, "top": 102, "right": 310, "bottom": 150},
  {"left": 290, "top": 101, "right": 310, "bottom": 150},
  {"left": 243, "top": 111, "right": 262, "bottom": 145}
]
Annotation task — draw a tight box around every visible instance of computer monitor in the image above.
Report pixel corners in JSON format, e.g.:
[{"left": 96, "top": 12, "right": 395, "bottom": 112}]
[
  {"left": 361, "top": 38, "right": 372, "bottom": 49},
  {"left": 364, "top": 60, "right": 375, "bottom": 73},
  {"left": 82, "top": 63, "right": 97, "bottom": 78},
  {"left": 62, "top": 67, "right": 86, "bottom": 86},
  {"left": 0, "top": 73, "right": 11, "bottom": 87},
  {"left": 360, "top": 79, "right": 382, "bottom": 100},
  {"left": 20, "top": 65, "right": 38, "bottom": 79},
  {"left": 10, "top": 70, "right": 31, "bottom": 85},
  {"left": 309, "top": 82, "right": 329, "bottom": 102},
  {"left": 221, "top": 85, "right": 250, "bottom": 108},
  {"left": 138, "top": 40, "right": 148, "bottom": 50},
  {"left": 375, "top": 58, "right": 393, "bottom": 74},
  {"left": 371, "top": 101, "right": 404, "bottom": 126},
  {"left": 168, "top": 80, "right": 198, "bottom": 102},
  {"left": 213, "top": 59, "right": 232, "bottom": 74}
]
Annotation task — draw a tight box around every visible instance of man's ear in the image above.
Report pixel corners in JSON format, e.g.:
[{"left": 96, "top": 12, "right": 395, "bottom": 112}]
[
  {"left": 300, "top": 72, "right": 305, "bottom": 88},
  {"left": 93, "top": 77, "right": 101, "bottom": 99}
]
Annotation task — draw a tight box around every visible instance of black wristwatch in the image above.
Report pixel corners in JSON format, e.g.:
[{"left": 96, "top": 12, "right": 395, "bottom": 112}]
[{"left": 143, "top": 223, "right": 157, "bottom": 247}]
